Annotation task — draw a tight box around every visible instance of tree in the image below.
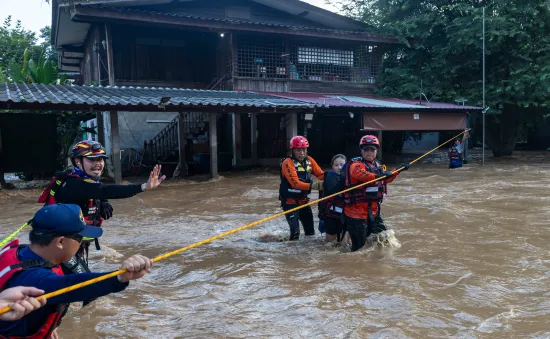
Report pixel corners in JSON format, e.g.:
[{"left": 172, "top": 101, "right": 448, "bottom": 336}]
[
  {"left": 0, "top": 16, "right": 39, "bottom": 68},
  {"left": 332, "top": 0, "right": 550, "bottom": 156},
  {"left": 4, "top": 49, "right": 93, "bottom": 179}
]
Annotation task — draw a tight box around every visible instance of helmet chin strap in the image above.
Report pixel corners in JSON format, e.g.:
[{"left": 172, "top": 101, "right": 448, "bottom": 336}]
[{"left": 79, "top": 157, "right": 102, "bottom": 181}]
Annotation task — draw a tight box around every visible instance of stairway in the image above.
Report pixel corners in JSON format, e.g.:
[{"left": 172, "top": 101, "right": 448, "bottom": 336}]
[{"left": 144, "top": 112, "right": 211, "bottom": 167}]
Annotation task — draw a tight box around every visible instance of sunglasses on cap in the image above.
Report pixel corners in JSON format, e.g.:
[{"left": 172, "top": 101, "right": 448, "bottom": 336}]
[
  {"left": 91, "top": 143, "right": 103, "bottom": 151},
  {"left": 63, "top": 233, "right": 83, "bottom": 243}
]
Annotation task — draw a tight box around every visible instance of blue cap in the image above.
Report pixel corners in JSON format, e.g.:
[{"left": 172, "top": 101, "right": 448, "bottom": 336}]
[{"left": 31, "top": 204, "right": 103, "bottom": 239}]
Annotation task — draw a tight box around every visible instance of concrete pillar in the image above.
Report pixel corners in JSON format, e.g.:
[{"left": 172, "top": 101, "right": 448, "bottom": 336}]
[
  {"left": 110, "top": 111, "right": 122, "bottom": 184},
  {"left": 286, "top": 112, "right": 298, "bottom": 142},
  {"left": 232, "top": 112, "right": 242, "bottom": 167},
  {"left": 209, "top": 112, "right": 218, "bottom": 178},
  {"left": 377, "top": 130, "right": 383, "bottom": 161},
  {"left": 177, "top": 112, "right": 188, "bottom": 176},
  {"left": 250, "top": 112, "right": 258, "bottom": 164}
]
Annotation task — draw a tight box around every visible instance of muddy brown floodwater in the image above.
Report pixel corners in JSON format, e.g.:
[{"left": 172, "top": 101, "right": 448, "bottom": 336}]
[{"left": 1, "top": 151, "right": 550, "bottom": 338}]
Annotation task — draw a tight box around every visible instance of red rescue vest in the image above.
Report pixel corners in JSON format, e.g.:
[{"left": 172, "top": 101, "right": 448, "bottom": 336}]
[
  {"left": 0, "top": 240, "right": 68, "bottom": 339},
  {"left": 343, "top": 158, "right": 387, "bottom": 206}
]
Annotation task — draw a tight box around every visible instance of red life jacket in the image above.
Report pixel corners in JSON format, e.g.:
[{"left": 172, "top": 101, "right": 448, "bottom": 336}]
[
  {"left": 343, "top": 157, "right": 386, "bottom": 206},
  {"left": 0, "top": 239, "right": 68, "bottom": 339},
  {"left": 38, "top": 171, "right": 103, "bottom": 227},
  {"left": 449, "top": 147, "right": 462, "bottom": 161}
]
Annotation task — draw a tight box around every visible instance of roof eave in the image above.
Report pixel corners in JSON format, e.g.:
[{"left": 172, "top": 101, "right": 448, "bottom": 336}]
[{"left": 70, "top": 6, "right": 398, "bottom": 44}]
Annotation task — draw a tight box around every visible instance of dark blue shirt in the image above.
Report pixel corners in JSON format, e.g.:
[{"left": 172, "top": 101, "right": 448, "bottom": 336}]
[
  {"left": 323, "top": 170, "right": 343, "bottom": 196},
  {"left": 0, "top": 246, "right": 129, "bottom": 337}
]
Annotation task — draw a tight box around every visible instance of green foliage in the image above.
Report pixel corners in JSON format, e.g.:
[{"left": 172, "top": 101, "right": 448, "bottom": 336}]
[
  {"left": 0, "top": 16, "right": 39, "bottom": 67},
  {"left": 0, "top": 17, "right": 92, "bottom": 171},
  {"left": 332, "top": 0, "right": 550, "bottom": 155},
  {"left": 6, "top": 48, "right": 59, "bottom": 84}
]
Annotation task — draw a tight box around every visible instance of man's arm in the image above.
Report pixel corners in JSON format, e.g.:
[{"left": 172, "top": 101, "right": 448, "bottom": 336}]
[
  {"left": 56, "top": 179, "right": 143, "bottom": 201},
  {"left": 13, "top": 269, "right": 129, "bottom": 305},
  {"left": 12, "top": 255, "right": 153, "bottom": 305},
  {"left": 308, "top": 157, "right": 325, "bottom": 180},
  {"left": 349, "top": 162, "right": 376, "bottom": 184},
  {"left": 282, "top": 158, "right": 312, "bottom": 191}
]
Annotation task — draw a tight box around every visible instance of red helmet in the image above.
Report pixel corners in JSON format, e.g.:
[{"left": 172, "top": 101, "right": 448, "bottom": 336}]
[
  {"left": 71, "top": 140, "right": 108, "bottom": 159},
  {"left": 290, "top": 136, "right": 309, "bottom": 149},
  {"left": 359, "top": 135, "right": 380, "bottom": 149}
]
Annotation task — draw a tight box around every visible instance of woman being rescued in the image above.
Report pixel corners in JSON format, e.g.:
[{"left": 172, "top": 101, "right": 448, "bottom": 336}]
[
  {"left": 318, "top": 154, "right": 348, "bottom": 244},
  {"left": 279, "top": 136, "right": 324, "bottom": 241}
]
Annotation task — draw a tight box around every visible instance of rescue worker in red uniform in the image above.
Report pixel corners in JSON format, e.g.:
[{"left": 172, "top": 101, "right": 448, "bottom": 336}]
[
  {"left": 38, "top": 140, "right": 165, "bottom": 277},
  {"left": 279, "top": 136, "right": 324, "bottom": 240},
  {"left": 0, "top": 204, "right": 153, "bottom": 338},
  {"left": 343, "top": 135, "right": 410, "bottom": 251}
]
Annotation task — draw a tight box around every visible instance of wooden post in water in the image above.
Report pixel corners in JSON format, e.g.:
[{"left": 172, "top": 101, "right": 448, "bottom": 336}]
[
  {"left": 96, "top": 112, "right": 105, "bottom": 145},
  {"left": 104, "top": 22, "right": 121, "bottom": 183},
  {"left": 251, "top": 112, "right": 258, "bottom": 165},
  {"left": 377, "top": 130, "right": 383, "bottom": 161},
  {"left": 177, "top": 112, "right": 188, "bottom": 176},
  {"left": 232, "top": 112, "right": 242, "bottom": 167},
  {"left": 209, "top": 112, "right": 218, "bottom": 178}
]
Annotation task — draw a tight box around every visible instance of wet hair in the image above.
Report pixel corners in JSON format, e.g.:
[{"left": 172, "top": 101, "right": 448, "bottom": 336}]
[
  {"left": 29, "top": 228, "right": 57, "bottom": 246},
  {"left": 331, "top": 154, "right": 346, "bottom": 166}
]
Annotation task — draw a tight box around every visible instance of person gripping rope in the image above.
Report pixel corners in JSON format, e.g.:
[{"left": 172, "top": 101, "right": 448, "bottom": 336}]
[
  {"left": 38, "top": 140, "right": 165, "bottom": 277},
  {"left": 448, "top": 131, "right": 469, "bottom": 169},
  {"left": 343, "top": 135, "right": 409, "bottom": 251},
  {"left": 0, "top": 204, "right": 153, "bottom": 338},
  {"left": 0, "top": 287, "right": 46, "bottom": 322},
  {"left": 279, "top": 136, "right": 324, "bottom": 241}
]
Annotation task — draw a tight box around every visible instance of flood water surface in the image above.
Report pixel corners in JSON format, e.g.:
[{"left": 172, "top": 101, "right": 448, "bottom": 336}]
[{"left": 2, "top": 155, "right": 550, "bottom": 338}]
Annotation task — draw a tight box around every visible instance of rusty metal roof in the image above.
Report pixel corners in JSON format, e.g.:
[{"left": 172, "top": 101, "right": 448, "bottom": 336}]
[{"left": 0, "top": 83, "right": 317, "bottom": 111}]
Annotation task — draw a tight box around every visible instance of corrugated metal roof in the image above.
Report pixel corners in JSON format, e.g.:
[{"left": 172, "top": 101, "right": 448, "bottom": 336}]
[
  {"left": 254, "top": 92, "right": 480, "bottom": 110},
  {"left": 0, "top": 83, "right": 316, "bottom": 110},
  {"left": 77, "top": 5, "right": 393, "bottom": 40}
]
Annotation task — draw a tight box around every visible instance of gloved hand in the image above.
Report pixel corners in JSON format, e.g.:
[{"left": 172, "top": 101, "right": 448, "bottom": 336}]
[
  {"left": 398, "top": 162, "right": 411, "bottom": 171},
  {"left": 311, "top": 181, "right": 324, "bottom": 191},
  {"left": 376, "top": 171, "right": 395, "bottom": 180},
  {"left": 100, "top": 201, "right": 113, "bottom": 220}
]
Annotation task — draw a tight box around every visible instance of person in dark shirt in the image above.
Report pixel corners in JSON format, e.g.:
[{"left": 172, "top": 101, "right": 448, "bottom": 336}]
[
  {"left": 38, "top": 140, "right": 165, "bottom": 276},
  {"left": 0, "top": 204, "right": 153, "bottom": 338},
  {"left": 318, "top": 154, "right": 347, "bottom": 243}
]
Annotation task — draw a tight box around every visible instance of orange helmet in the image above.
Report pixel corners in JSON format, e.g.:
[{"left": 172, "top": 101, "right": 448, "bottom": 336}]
[
  {"left": 359, "top": 135, "right": 380, "bottom": 149},
  {"left": 290, "top": 136, "right": 309, "bottom": 149},
  {"left": 71, "top": 140, "right": 108, "bottom": 160}
]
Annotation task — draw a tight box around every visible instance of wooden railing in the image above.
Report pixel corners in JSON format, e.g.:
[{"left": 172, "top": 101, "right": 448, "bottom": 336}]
[
  {"left": 144, "top": 115, "right": 179, "bottom": 163},
  {"left": 144, "top": 112, "right": 211, "bottom": 164}
]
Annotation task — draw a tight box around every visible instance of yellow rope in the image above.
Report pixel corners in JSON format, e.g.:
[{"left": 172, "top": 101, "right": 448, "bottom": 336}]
[
  {"left": 0, "top": 222, "right": 29, "bottom": 247},
  {"left": 0, "top": 129, "right": 469, "bottom": 316}
]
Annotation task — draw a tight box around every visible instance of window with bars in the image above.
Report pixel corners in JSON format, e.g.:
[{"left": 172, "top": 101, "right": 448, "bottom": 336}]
[
  {"left": 235, "top": 35, "right": 382, "bottom": 83},
  {"left": 297, "top": 47, "right": 354, "bottom": 67}
]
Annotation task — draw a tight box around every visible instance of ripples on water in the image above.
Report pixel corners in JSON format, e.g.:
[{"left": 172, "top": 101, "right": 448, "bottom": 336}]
[{"left": 2, "top": 155, "right": 550, "bottom": 338}]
